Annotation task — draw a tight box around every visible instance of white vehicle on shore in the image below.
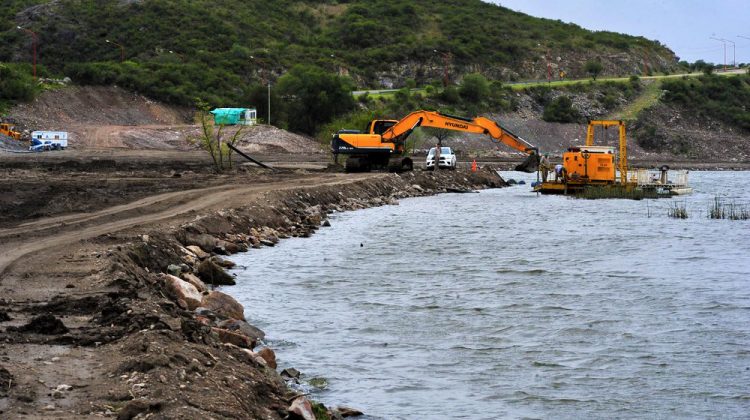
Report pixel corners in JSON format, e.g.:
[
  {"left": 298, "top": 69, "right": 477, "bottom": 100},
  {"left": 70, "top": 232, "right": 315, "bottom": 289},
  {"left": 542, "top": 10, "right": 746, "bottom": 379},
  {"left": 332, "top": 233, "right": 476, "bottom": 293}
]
[
  {"left": 426, "top": 146, "right": 457, "bottom": 170},
  {"left": 29, "top": 131, "right": 68, "bottom": 151}
]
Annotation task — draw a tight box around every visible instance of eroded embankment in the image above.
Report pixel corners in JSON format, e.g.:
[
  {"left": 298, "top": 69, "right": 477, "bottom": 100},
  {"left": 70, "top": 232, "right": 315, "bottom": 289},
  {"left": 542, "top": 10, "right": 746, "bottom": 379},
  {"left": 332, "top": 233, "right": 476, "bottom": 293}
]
[{"left": 0, "top": 168, "right": 505, "bottom": 419}]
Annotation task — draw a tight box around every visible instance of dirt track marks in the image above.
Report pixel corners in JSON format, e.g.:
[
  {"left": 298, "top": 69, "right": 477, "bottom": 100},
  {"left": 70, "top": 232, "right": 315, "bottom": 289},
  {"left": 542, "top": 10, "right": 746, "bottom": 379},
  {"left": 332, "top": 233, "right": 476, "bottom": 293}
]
[{"left": 0, "top": 173, "right": 382, "bottom": 276}]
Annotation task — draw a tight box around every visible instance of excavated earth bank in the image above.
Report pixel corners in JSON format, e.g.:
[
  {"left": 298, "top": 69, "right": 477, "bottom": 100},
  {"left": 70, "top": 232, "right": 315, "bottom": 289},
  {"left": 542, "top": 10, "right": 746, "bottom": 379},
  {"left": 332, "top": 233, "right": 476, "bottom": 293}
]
[{"left": 0, "top": 163, "right": 506, "bottom": 419}]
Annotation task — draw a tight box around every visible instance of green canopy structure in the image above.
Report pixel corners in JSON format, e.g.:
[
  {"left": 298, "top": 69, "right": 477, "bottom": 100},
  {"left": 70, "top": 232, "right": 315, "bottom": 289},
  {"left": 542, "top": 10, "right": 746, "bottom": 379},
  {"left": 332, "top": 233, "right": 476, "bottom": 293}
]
[{"left": 210, "top": 108, "right": 257, "bottom": 125}]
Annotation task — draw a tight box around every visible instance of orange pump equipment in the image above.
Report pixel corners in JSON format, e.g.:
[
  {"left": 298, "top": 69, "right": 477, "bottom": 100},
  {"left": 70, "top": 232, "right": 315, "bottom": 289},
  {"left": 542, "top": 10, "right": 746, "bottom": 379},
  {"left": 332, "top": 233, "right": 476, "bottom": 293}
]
[{"left": 561, "top": 120, "right": 627, "bottom": 185}]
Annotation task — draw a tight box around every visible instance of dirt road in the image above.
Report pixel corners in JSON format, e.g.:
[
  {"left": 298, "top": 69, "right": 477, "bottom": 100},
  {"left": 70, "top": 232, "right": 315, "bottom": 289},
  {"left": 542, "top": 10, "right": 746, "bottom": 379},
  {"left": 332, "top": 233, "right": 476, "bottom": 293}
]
[{"left": 0, "top": 172, "right": 379, "bottom": 276}]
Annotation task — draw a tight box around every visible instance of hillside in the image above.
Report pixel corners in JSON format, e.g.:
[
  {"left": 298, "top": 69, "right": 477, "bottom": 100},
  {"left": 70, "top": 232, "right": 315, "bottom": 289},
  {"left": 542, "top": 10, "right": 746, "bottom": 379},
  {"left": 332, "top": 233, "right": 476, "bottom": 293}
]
[{"left": 0, "top": 0, "right": 677, "bottom": 107}]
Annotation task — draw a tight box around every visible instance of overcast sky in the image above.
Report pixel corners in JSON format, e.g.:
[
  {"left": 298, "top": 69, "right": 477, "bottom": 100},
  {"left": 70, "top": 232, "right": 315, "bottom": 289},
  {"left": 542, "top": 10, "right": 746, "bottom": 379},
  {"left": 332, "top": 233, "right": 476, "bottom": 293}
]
[{"left": 491, "top": 0, "right": 750, "bottom": 64}]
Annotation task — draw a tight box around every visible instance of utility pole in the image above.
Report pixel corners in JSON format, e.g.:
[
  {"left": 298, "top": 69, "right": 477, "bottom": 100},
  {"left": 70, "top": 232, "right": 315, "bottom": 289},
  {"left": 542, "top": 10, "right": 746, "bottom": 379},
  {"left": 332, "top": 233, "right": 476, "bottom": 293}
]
[
  {"left": 434, "top": 50, "right": 451, "bottom": 87},
  {"left": 547, "top": 48, "right": 552, "bottom": 84},
  {"left": 710, "top": 37, "right": 727, "bottom": 72},
  {"left": 267, "top": 82, "right": 271, "bottom": 126},
  {"left": 168, "top": 50, "right": 185, "bottom": 62},
  {"left": 16, "top": 26, "right": 38, "bottom": 78},
  {"left": 739, "top": 36, "right": 750, "bottom": 68},
  {"left": 725, "top": 39, "right": 736, "bottom": 68},
  {"left": 251, "top": 55, "right": 271, "bottom": 125},
  {"left": 106, "top": 39, "right": 125, "bottom": 63},
  {"left": 640, "top": 50, "right": 650, "bottom": 76}
]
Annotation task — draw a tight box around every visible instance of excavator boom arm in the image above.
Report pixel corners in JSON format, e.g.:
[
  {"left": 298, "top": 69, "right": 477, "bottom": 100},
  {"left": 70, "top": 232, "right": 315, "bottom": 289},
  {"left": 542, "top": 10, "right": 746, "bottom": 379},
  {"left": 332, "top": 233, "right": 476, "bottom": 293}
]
[{"left": 381, "top": 111, "right": 536, "bottom": 154}]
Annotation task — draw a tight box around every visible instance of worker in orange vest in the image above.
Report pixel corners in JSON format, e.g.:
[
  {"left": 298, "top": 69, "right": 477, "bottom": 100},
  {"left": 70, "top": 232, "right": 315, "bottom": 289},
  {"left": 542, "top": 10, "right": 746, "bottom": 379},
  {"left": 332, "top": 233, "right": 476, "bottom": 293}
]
[{"left": 471, "top": 159, "right": 478, "bottom": 172}]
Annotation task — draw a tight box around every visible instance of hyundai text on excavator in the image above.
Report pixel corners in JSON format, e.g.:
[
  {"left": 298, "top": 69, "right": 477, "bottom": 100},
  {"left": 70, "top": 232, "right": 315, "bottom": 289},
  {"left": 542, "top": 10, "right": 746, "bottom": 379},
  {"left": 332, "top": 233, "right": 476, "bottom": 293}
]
[{"left": 330, "top": 110, "right": 540, "bottom": 173}]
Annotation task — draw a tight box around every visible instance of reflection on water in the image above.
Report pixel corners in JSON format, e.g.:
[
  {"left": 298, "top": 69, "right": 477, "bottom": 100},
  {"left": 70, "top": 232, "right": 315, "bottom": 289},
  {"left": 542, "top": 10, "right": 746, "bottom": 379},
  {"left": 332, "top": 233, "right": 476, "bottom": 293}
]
[{"left": 229, "top": 171, "right": 750, "bottom": 419}]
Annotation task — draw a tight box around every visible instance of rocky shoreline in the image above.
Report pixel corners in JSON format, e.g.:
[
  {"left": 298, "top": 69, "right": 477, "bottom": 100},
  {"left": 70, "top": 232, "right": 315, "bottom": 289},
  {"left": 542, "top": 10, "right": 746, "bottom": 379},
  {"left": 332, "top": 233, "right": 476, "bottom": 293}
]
[{"left": 1, "top": 167, "right": 506, "bottom": 419}]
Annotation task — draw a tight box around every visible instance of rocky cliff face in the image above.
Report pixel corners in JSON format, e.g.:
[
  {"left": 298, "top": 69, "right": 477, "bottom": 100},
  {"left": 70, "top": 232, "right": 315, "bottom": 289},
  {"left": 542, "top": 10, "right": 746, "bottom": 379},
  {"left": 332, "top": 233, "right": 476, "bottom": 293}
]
[
  {"left": 632, "top": 103, "right": 750, "bottom": 162},
  {"left": 354, "top": 49, "right": 677, "bottom": 88}
]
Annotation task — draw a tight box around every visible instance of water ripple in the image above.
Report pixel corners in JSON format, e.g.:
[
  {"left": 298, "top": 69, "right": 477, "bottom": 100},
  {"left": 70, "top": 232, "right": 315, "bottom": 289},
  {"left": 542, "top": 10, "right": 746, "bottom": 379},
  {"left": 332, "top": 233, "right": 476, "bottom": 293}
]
[{"left": 229, "top": 171, "right": 750, "bottom": 419}]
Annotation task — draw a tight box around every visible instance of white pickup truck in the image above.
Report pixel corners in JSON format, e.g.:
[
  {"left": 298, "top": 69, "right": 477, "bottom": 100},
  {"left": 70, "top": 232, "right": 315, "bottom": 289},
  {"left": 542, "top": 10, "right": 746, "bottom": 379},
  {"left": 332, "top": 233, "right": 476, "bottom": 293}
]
[{"left": 29, "top": 131, "right": 68, "bottom": 151}]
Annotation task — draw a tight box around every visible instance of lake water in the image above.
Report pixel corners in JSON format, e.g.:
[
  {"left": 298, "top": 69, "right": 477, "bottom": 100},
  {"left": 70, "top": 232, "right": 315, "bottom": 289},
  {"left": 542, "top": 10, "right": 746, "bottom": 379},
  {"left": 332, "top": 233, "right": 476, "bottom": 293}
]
[{"left": 229, "top": 171, "right": 750, "bottom": 419}]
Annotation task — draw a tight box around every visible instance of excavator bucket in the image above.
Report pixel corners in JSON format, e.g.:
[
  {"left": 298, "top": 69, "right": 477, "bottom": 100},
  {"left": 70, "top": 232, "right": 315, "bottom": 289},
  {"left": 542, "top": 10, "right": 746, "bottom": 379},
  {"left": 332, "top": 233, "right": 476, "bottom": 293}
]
[{"left": 515, "top": 152, "right": 540, "bottom": 173}]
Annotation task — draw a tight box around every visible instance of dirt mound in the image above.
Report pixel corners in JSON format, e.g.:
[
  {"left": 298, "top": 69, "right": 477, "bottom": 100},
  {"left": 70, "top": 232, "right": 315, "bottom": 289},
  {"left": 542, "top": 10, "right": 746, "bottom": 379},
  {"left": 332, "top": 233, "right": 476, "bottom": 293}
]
[
  {"left": 11, "top": 314, "right": 69, "bottom": 335},
  {"left": 235, "top": 124, "right": 325, "bottom": 155},
  {"left": 11, "top": 86, "right": 191, "bottom": 129},
  {"left": 5, "top": 86, "right": 200, "bottom": 151},
  {"left": 67, "top": 124, "right": 198, "bottom": 150},
  {"left": 6, "top": 86, "right": 324, "bottom": 154}
]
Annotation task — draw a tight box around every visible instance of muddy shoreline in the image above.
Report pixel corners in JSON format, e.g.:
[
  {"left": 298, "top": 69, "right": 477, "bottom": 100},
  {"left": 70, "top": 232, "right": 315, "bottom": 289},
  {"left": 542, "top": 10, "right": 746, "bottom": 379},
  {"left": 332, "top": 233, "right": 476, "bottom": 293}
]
[{"left": 0, "top": 162, "right": 506, "bottom": 419}]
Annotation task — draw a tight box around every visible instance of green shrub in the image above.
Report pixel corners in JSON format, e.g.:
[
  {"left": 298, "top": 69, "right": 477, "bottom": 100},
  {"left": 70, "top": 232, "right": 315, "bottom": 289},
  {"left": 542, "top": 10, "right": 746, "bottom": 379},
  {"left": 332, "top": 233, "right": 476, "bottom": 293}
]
[
  {"left": 585, "top": 60, "right": 604, "bottom": 80},
  {"left": 0, "top": 63, "right": 39, "bottom": 109},
  {"left": 439, "top": 86, "right": 461, "bottom": 104},
  {"left": 459, "top": 73, "right": 489, "bottom": 103},
  {"left": 275, "top": 64, "right": 356, "bottom": 135},
  {"left": 543, "top": 95, "right": 580, "bottom": 123},
  {"left": 661, "top": 74, "right": 750, "bottom": 131}
]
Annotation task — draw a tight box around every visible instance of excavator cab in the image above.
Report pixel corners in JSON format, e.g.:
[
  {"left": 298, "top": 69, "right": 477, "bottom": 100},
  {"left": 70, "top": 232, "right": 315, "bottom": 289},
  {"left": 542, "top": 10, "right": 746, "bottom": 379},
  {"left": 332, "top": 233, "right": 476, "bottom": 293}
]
[{"left": 367, "top": 120, "right": 398, "bottom": 135}]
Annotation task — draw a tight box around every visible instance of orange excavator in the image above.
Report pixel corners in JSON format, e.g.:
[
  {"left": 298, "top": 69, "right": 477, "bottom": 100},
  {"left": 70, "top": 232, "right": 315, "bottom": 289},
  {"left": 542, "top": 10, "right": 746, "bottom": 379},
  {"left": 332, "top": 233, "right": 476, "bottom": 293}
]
[{"left": 331, "top": 110, "right": 540, "bottom": 172}]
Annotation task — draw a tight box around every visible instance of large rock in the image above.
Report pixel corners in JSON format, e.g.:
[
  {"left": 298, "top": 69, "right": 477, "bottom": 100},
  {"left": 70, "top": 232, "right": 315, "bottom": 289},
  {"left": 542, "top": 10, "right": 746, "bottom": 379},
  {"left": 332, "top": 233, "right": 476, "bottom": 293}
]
[
  {"left": 162, "top": 274, "right": 202, "bottom": 310},
  {"left": 211, "top": 256, "right": 236, "bottom": 269},
  {"left": 280, "top": 367, "right": 300, "bottom": 379},
  {"left": 256, "top": 347, "right": 277, "bottom": 369},
  {"left": 186, "top": 245, "right": 209, "bottom": 259},
  {"left": 201, "top": 291, "right": 245, "bottom": 320},
  {"left": 218, "top": 240, "right": 240, "bottom": 254},
  {"left": 240, "top": 349, "right": 268, "bottom": 367},
  {"left": 288, "top": 397, "right": 316, "bottom": 420},
  {"left": 336, "top": 406, "right": 364, "bottom": 417},
  {"left": 196, "top": 214, "right": 234, "bottom": 235},
  {"left": 211, "top": 327, "right": 254, "bottom": 348},
  {"left": 195, "top": 260, "right": 235, "bottom": 286},
  {"left": 180, "top": 272, "right": 208, "bottom": 293},
  {"left": 184, "top": 233, "right": 219, "bottom": 253},
  {"left": 167, "top": 264, "right": 182, "bottom": 276},
  {"left": 216, "top": 318, "right": 265, "bottom": 341}
]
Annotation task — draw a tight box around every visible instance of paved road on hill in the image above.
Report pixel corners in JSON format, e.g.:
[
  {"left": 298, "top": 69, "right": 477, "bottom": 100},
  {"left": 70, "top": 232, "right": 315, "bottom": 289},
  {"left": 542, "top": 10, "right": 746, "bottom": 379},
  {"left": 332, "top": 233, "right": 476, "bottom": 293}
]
[{"left": 352, "top": 68, "right": 748, "bottom": 96}]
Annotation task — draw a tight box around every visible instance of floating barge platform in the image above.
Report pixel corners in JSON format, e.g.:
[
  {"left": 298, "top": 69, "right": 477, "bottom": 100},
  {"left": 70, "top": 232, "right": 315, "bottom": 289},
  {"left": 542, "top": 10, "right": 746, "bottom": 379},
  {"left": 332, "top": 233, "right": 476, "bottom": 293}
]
[{"left": 533, "top": 166, "right": 692, "bottom": 197}]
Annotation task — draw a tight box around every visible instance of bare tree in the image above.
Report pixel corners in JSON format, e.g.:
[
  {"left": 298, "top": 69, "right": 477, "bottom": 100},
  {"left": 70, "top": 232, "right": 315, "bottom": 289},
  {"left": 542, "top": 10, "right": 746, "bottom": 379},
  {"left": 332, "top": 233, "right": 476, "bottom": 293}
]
[{"left": 189, "top": 100, "right": 245, "bottom": 172}]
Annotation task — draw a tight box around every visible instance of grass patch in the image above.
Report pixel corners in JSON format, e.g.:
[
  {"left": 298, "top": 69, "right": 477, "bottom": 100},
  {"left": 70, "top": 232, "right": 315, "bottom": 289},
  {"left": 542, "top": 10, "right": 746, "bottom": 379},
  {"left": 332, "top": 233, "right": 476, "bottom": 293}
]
[
  {"left": 507, "top": 70, "right": 740, "bottom": 92},
  {"left": 667, "top": 202, "right": 688, "bottom": 219},
  {"left": 607, "top": 80, "right": 662, "bottom": 121},
  {"left": 708, "top": 197, "right": 750, "bottom": 220}
]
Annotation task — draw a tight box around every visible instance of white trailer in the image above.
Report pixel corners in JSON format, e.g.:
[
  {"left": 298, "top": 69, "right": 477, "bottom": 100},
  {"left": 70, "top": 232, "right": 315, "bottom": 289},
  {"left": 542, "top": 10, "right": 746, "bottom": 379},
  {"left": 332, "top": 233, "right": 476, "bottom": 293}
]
[{"left": 30, "top": 131, "right": 68, "bottom": 151}]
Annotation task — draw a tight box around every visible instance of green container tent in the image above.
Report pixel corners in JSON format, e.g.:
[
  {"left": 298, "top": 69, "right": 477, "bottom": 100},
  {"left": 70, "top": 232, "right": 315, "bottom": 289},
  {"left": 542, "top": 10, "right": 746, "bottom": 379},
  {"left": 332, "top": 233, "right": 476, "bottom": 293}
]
[{"left": 210, "top": 108, "right": 257, "bottom": 126}]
